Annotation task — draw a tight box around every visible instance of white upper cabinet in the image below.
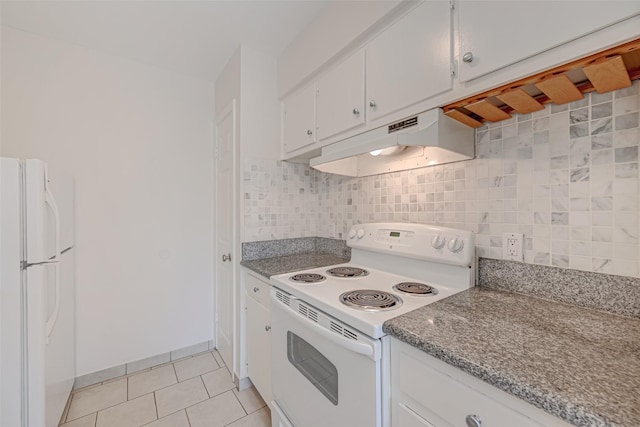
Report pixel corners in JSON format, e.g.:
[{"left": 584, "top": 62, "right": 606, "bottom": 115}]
[
  {"left": 282, "top": 83, "right": 317, "bottom": 155},
  {"left": 316, "top": 50, "right": 366, "bottom": 142},
  {"left": 366, "top": 1, "right": 452, "bottom": 123},
  {"left": 458, "top": 0, "right": 640, "bottom": 82}
]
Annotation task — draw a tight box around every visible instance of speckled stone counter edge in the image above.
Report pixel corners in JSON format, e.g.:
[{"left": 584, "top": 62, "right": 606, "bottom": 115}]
[
  {"left": 241, "top": 253, "right": 349, "bottom": 278},
  {"left": 383, "top": 317, "right": 610, "bottom": 427},
  {"left": 478, "top": 257, "right": 640, "bottom": 318},
  {"left": 242, "top": 237, "right": 350, "bottom": 261}
]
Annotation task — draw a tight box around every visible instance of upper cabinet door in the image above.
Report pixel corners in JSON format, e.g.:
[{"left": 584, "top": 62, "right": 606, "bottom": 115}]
[
  {"left": 458, "top": 1, "right": 640, "bottom": 83},
  {"left": 316, "top": 50, "right": 366, "bottom": 142},
  {"left": 366, "top": 1, "right": 452, "bottom": 123},
  {"left": 282, "top": 84, "right": 317, "bottom": 155}
]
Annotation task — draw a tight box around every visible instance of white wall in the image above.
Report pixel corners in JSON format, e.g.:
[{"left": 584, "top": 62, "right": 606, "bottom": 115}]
[
  {"left": 1, "top": 27, "right": 216, "bottom": 376},
  {"left": 240, "top": 46, "right": 280, "bottom": 162}
]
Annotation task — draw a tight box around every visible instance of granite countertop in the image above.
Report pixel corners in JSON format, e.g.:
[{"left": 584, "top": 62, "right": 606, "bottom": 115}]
[
  {"left": 383, "top": 287, "right": 640, "bottom": 427},
  {"left": 240, "top": 252, "right": 349, "bottom": 278}
]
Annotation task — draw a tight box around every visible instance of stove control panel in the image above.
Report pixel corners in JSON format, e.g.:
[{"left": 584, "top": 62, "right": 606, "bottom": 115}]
[
  {"left": 374, "top": 229, "right": 415, "bottom": 243},
  {"left": 347, "top": 222, "right": 474, "bottom": 266}
]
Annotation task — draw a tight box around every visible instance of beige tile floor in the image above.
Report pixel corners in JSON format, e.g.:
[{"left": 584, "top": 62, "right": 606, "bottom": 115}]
[{"left": 59, "top": 350, "right": 271, "bottom": 427}]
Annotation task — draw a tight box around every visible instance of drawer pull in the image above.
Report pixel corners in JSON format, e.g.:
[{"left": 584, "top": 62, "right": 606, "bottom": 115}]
[
  {"left": 265, "top": 325, "right": 271, "bottom": 331},
  {"left": 466, "top": 414, "right": 482, "bottom": 427},
  {"left": 253, "top": 287, "right": 260, "bottom": 293}
]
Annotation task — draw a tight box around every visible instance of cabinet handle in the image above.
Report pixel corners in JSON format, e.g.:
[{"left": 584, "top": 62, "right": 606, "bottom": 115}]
[
  {"left": 253, "top": 287, "right": 260, "bottom": 293},
  {"left": 222, "top": 253, "right": 231, "bottom": 262},
  {"left": 465, "top": 414, "right": 482, "bottom": 427},
  {"left": 265, "top": 325, "right": 271, "bottom": 331},
  {"left": 306, "top": 129, "right": 313, "bottom": 136},
  {"left": 369, "top": 100, "right": 377, "bottom": 109},
  {"left": 353, "top": 108, "right": 360, "bottom": 116},
  {"left": 462, "top": 52, "right": 474, "bottom": 63}
]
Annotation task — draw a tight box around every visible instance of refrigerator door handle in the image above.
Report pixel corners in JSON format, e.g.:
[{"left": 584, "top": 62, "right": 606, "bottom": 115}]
[
  {"left": 43, "top": 167, "right": 63, "bottom": 342},
  {"left": 45, "top": 263, "right": 61, "bottom": 343},
  {"left": 44, "top": 170, "right": 62, "bottom": 262}
]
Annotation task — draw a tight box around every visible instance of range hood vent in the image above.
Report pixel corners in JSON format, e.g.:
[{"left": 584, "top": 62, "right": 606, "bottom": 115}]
[{"left": 309, "top": 108, "right": 475, "bottom": 177}]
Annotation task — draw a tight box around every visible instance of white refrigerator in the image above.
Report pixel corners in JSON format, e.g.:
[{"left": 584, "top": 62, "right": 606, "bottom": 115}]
[{"left": 1, "top": 158, "right": 75, "bottom": 427}]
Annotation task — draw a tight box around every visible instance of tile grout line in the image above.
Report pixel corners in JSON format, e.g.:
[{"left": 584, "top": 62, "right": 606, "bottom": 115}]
[
  {"left": 65, "top": 357, "right": 231, "bottom": 426},
  {"left": 128, "top": 365, "right": 219, "bottom": 404},
  {"left": 65, "top": 386, "right": 139, "bottom": 425},
  {"left": 160, "top": 383, "right": 238, "bottom": 422},
  {"left": 63, "top": 393, "right": 73, "bottom": 424},
  {"left": 63, "top": 349, "right": 221, "bottom": 426},
  {"left": 222, "top": 390, "right": 249, "bottom": 427},
  {"left": 171, "top": 361, "right": 178, "bottom": 384},
  {"left": 201, "top": 373, "right": 213, "bottom": 398},
  {"left": 153, "top": 391, "right": 159, "bottom": 421},
  {"left": 231, "top": 388, "right": 249, "bottom": 416}
]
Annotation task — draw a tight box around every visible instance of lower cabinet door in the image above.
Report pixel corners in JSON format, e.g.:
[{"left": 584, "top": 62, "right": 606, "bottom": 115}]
[{"left": 246, "top": 295, "right": 272, "bottom": 404}]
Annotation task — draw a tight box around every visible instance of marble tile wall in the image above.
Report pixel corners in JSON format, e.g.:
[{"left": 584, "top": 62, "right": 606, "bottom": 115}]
[
  {"left": 242, "top": 81, "right": 640, "bottom": 276},
  {"left": 242, "top": 158, "right": 317, "bottom": 241}
]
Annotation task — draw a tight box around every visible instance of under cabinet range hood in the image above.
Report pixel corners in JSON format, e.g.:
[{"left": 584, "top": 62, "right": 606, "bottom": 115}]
[{"left": 309, "top": 108, "right": 475, "bottom": 177}]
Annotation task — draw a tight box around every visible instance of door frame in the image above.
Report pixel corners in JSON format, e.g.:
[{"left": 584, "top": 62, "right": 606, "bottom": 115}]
[{"left": 213, "top": 99, "right": 238, "bottom": 378}]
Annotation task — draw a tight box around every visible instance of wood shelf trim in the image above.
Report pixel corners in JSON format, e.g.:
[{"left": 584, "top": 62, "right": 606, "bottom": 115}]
[
  {"left": 445, "top": 109, "right": 484, "bottom": 128},
  {"left": 444, "top": 38, "right": 640, "bottom": 111},
  {"left": 583, "top": 55, "right": 632, "bottom": 93},
  {"left": 536, "top": 75, "right": 584, "bottom": 105},
  {"left": 443, "top": 38, "right": 640, "bottom": 128},
  {"left": 496, "top": 89, "right": 544, "bottom": 114}
]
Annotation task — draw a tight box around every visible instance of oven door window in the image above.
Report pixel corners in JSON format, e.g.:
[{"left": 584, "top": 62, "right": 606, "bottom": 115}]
[{"left": 287, "top": 331, "right": 338, "bottom": 405}]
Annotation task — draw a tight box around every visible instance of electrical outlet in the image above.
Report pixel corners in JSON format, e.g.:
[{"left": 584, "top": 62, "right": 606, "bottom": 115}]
[{"left": 503, "top": 233, "right": 523, "bottom": 261}]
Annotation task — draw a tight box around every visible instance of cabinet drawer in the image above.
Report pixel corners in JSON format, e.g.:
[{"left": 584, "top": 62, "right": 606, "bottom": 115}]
[
  {"left": 396, "top": 403, "right": 435, "bottom": 427},
  {"left": 244, "top": 271, "right": 271, "bottom": 307},
  {"left": 395, "top": 350, "right": 547, "bottom": 427}
]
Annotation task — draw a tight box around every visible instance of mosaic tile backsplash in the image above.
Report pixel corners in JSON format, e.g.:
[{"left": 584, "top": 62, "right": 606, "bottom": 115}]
[{"left": 243, "top": 81, "right": 640, "bottom": 277}]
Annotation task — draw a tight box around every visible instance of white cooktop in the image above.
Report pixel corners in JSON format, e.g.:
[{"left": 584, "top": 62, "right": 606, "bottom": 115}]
[
  {"left": 270, "top": 223, "right": 476, "bottom": 339},
  {"left": 271, "top": 262, "right": 466, "bottom": 339}
]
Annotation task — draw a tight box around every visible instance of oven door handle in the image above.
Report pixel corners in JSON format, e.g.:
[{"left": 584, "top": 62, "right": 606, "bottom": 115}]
[{"left": 274, "top": 294, "right": 379, "bottom": 360}]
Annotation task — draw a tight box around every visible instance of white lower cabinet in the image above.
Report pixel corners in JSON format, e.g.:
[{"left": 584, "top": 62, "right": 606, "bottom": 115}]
[
  {"left": 390, "top": 338, "right": 572, "bottom": 427},
  {"left": 244, "top": 271, "right": 273, "bottom": 404}
]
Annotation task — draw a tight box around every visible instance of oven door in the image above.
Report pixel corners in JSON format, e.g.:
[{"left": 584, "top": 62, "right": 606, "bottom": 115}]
[{"left": 271, "top": 288, "right": 382, "bottom": 427}]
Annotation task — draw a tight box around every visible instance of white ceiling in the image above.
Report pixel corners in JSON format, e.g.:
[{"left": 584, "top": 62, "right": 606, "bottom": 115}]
[{"left": 0, "top": 0, "right": 332, "bottom": 82}]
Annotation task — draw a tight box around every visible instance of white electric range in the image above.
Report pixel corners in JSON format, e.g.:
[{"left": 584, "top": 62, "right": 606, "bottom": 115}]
[{"left": 268, "top": 222, "right": 476, "bottom": 427}]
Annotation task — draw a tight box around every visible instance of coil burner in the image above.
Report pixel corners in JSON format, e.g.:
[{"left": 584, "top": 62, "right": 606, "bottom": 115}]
[
  {"left": 289, "top": 273, "right": 326, "bottom": 284},
  {"left": 392, "top": 282, "right": 438, "bottom": 296},
  {"left": 327, "top": 267, "right": 369, "bottom": 278},
  {"left": 339, "top": 290, "right": 402, "bottom": 311}
]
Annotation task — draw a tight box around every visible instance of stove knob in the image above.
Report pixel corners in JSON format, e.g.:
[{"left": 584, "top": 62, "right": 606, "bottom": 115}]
[
  {"left": 348, "top": 229, "right": 357, "bottom": 239},
  {"left": 356, "top": 229, "right": 365, "bottom": 239},
  {"left": 448, "top": 237, "right": 464, "bottom": 253},
  {"left": 431, "top": 235, "right": 446, "bottom": 249}
]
